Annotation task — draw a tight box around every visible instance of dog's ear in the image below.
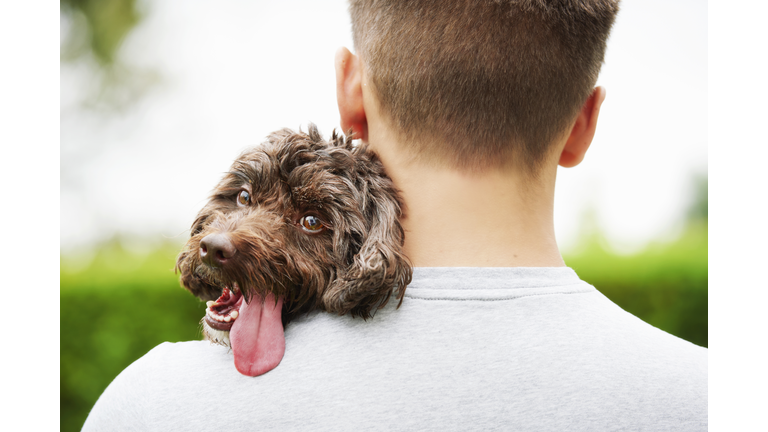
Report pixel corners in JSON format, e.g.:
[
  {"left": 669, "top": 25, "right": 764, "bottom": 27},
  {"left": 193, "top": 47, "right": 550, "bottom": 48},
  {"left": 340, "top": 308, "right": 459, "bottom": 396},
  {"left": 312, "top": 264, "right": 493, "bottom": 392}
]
[{"left": 321, "top": 146, "right": 412, "bottom": 318}]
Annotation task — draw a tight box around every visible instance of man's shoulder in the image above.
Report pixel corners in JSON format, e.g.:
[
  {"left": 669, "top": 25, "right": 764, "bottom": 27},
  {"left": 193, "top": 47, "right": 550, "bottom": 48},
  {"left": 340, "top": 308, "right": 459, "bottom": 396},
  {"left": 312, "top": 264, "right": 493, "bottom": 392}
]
[
  {"left": 82, "top": 341, "right": 235, "bottom": 431},
  {"left": 91, "top": 340, "right": 230, "bottom": 396}
]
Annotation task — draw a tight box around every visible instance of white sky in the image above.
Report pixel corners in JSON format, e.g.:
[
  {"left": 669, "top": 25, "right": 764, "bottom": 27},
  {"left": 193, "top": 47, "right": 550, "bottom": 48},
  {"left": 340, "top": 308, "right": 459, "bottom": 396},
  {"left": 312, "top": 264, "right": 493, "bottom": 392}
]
[{"left": 60, "top": 0, "right": 707, "bottom": 255}]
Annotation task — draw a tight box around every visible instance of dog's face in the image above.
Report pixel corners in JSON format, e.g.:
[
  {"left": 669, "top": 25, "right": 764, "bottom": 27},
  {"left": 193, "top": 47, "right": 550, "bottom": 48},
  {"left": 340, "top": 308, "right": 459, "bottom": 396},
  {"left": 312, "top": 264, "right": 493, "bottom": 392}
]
[{"left": 175, "top": 126, "right": 412, "bottom": 326}]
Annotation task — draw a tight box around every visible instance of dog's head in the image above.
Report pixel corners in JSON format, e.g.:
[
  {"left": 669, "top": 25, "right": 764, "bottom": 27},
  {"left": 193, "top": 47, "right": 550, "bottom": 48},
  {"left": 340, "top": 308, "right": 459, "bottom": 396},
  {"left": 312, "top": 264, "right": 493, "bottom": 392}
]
[{"left": 175, "top": 125, "right": 412, "bottom": 325}]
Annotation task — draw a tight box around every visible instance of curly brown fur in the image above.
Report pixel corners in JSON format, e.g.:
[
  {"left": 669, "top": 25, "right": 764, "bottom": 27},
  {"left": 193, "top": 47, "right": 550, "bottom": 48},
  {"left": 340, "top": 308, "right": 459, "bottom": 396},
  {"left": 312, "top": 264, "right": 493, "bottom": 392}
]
[{"left": 176, "top": 124, "right": 412, "bottom": 326}]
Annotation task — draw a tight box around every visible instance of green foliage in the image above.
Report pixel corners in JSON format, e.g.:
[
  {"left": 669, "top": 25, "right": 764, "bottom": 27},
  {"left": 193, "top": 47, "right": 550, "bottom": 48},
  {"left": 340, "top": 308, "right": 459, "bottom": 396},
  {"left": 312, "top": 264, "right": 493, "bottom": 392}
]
[
  {"left": 564, "top": 221, "right": 708, "bottom": 348},
  {"left": 61, "top": 241, "right": 205, "bottom": 432},
  {"left": 61, "top": 226, "right": 707, "bottom": 431},
  {"left": 61, "top": 0, "right": 158, "bottom": 110},
  {"left": 688, "top": 174, "right": 708, "bottom": 222},
  {"left": 61, "top": 0, "right": 142, "bottom": 66}
]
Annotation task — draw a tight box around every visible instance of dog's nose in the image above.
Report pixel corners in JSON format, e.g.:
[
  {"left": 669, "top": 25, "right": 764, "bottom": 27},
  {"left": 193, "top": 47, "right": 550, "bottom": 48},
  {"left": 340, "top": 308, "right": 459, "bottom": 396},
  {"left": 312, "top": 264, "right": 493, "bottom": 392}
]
[{"left": 199, "top": 234, "right": 237, "bottom": 267}]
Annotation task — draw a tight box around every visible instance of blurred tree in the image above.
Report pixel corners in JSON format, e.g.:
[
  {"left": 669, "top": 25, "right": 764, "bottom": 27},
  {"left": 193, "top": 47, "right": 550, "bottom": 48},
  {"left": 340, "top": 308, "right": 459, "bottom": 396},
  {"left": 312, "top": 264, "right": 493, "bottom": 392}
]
[
  {"left": 687, "top": 174, "right": 708, "bottom": 222},
  {"left": 61, "top": 0, "right": 158, "bottom": 111},
  {"left": 61, "top": 0, "right": 142, "bottom": 66},
  {"left": 60, "top": 0, "right": 160, "bottom": 253}
]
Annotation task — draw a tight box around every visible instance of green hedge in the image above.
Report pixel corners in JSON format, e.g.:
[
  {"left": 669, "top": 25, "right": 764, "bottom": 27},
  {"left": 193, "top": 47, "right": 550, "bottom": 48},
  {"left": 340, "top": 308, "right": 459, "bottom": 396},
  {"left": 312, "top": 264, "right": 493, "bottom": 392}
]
[
  {"left": 61, "top": 244, "right": 204, "bottom": 432},
  {"left": 565, "top": 221, "right": 708, "bottom": 348},
  {"left": 61, "top": 225, "right": 707, "bottom": 432}
]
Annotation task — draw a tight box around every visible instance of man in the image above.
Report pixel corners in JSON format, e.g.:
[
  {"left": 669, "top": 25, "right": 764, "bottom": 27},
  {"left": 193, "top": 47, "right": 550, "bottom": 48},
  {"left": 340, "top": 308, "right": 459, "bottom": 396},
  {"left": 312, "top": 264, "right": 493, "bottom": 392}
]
[{"left": 83, "top": 1, "right": 707, "bottom": 430}]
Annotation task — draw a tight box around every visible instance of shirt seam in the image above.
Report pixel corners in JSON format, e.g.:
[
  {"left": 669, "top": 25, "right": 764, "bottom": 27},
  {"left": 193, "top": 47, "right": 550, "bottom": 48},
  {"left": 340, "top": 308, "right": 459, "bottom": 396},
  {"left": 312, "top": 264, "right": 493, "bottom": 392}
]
[
  {"left": 403, "top": 287, "right": 595, "bottom": 302},
  {"left": 405, "top": 281, "right": 587, "bottom": 291}
]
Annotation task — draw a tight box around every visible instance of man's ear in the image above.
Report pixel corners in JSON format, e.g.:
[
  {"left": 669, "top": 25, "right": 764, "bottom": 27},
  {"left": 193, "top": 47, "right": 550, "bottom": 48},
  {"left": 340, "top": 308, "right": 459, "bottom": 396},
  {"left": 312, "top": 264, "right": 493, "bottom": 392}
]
[
  {"left": 335, "top": 47, "right": 368, "bottom": 141},
  {"left": 558, "top": 86, "right": 606, "bottom": 168}
]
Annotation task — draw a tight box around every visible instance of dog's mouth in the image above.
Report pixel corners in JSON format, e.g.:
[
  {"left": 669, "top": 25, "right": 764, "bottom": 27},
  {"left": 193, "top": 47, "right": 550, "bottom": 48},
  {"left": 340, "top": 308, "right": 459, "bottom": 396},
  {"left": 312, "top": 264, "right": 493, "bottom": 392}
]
[
  {"left": 200, "top": 282, "right": 286, "bottom": 377},
  {"left": 204, "top": 285, "right": 243, "bottom": 332}
]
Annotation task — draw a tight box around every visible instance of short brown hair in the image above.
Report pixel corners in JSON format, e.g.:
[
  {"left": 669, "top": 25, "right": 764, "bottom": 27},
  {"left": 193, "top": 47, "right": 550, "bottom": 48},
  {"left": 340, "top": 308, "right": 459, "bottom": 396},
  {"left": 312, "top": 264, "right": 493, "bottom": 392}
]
[{"left": 350, "top": 0, "right": 620, "bottom": 171}]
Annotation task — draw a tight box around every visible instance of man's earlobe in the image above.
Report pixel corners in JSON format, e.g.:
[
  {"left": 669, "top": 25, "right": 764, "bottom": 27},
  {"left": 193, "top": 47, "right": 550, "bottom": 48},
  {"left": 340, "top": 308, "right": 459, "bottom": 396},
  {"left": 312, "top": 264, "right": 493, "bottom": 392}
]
[
  {"left": 559, "top": 86, "right": 606, "bottom": 168},
  {"left": 335, "top": 47, "right": 368, "bottom": 141}
]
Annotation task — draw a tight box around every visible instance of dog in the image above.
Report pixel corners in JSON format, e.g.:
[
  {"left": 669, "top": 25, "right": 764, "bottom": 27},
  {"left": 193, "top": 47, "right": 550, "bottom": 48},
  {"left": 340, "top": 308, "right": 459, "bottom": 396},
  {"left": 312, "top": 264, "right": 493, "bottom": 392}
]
[{"left": 175, "top": 124, "right": 412, "bottom": 376}]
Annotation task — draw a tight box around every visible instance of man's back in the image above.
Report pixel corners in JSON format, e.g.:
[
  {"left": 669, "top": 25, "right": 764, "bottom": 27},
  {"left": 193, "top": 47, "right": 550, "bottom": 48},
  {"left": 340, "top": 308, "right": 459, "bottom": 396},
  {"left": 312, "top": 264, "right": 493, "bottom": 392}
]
[{"left": 83, "top": 267, "right": 707, "bottom": 431}]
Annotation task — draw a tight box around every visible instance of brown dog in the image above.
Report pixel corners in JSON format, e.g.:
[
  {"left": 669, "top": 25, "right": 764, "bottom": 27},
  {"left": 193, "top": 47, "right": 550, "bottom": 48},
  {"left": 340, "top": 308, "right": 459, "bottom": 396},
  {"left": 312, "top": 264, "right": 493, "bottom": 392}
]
[{"left": 175, "top": 124, "right": 412, "bottom": 376}]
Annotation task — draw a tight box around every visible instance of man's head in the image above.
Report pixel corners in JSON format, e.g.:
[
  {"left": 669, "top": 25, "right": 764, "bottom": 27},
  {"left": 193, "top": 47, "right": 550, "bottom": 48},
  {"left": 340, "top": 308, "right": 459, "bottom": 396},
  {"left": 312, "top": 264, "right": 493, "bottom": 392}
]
[{"left": 338, "top": 0, "right": 619, "bottom": 173}]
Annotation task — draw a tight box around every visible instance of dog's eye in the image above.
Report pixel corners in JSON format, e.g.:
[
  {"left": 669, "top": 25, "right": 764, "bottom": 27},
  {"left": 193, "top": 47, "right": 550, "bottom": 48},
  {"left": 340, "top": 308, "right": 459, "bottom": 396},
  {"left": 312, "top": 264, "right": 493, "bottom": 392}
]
[
  {"left": 237, "top": 190, "right": 250, "bottom": 206},
  {"left": 299, "top": 215, "right": 325, "bottom": 233}
]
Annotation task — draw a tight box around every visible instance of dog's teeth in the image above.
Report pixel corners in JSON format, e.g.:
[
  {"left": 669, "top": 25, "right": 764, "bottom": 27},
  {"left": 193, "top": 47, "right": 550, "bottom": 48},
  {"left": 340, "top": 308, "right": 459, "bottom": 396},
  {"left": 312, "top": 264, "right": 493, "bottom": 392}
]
[
  {"left": 205, "top": 308, "right": 239, "bottom": 323},
  {"left": 206, "top": 301, "right": 215, "bottom": 307}
]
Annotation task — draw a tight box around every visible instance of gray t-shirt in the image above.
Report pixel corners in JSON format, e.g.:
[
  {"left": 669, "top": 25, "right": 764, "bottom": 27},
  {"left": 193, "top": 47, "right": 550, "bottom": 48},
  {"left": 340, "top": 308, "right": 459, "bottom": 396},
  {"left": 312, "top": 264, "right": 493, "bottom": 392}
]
[{"left": 82, "top": 267, "right": 707, "bottom": 431}]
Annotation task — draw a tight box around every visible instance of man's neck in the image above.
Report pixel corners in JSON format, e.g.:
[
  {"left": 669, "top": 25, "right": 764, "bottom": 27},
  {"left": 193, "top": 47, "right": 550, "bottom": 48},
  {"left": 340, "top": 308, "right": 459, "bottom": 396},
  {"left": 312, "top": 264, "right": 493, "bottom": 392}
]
[{"left": 366, "top": 134, "right": 565, "bottom": 268}]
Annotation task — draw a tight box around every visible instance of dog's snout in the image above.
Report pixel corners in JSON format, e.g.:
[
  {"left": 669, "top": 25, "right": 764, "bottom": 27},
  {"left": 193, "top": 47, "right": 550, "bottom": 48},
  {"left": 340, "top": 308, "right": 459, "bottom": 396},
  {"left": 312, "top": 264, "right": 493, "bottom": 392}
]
[{"left": 200, "top": 233, "right": 237, "bottom": 267}]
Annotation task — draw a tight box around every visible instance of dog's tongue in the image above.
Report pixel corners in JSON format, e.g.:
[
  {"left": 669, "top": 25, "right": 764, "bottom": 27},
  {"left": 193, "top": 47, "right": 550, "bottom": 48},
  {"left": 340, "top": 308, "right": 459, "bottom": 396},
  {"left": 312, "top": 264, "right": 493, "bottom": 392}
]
[{"left": 229, "top": 292, "right": 285, "bottom": 376}]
